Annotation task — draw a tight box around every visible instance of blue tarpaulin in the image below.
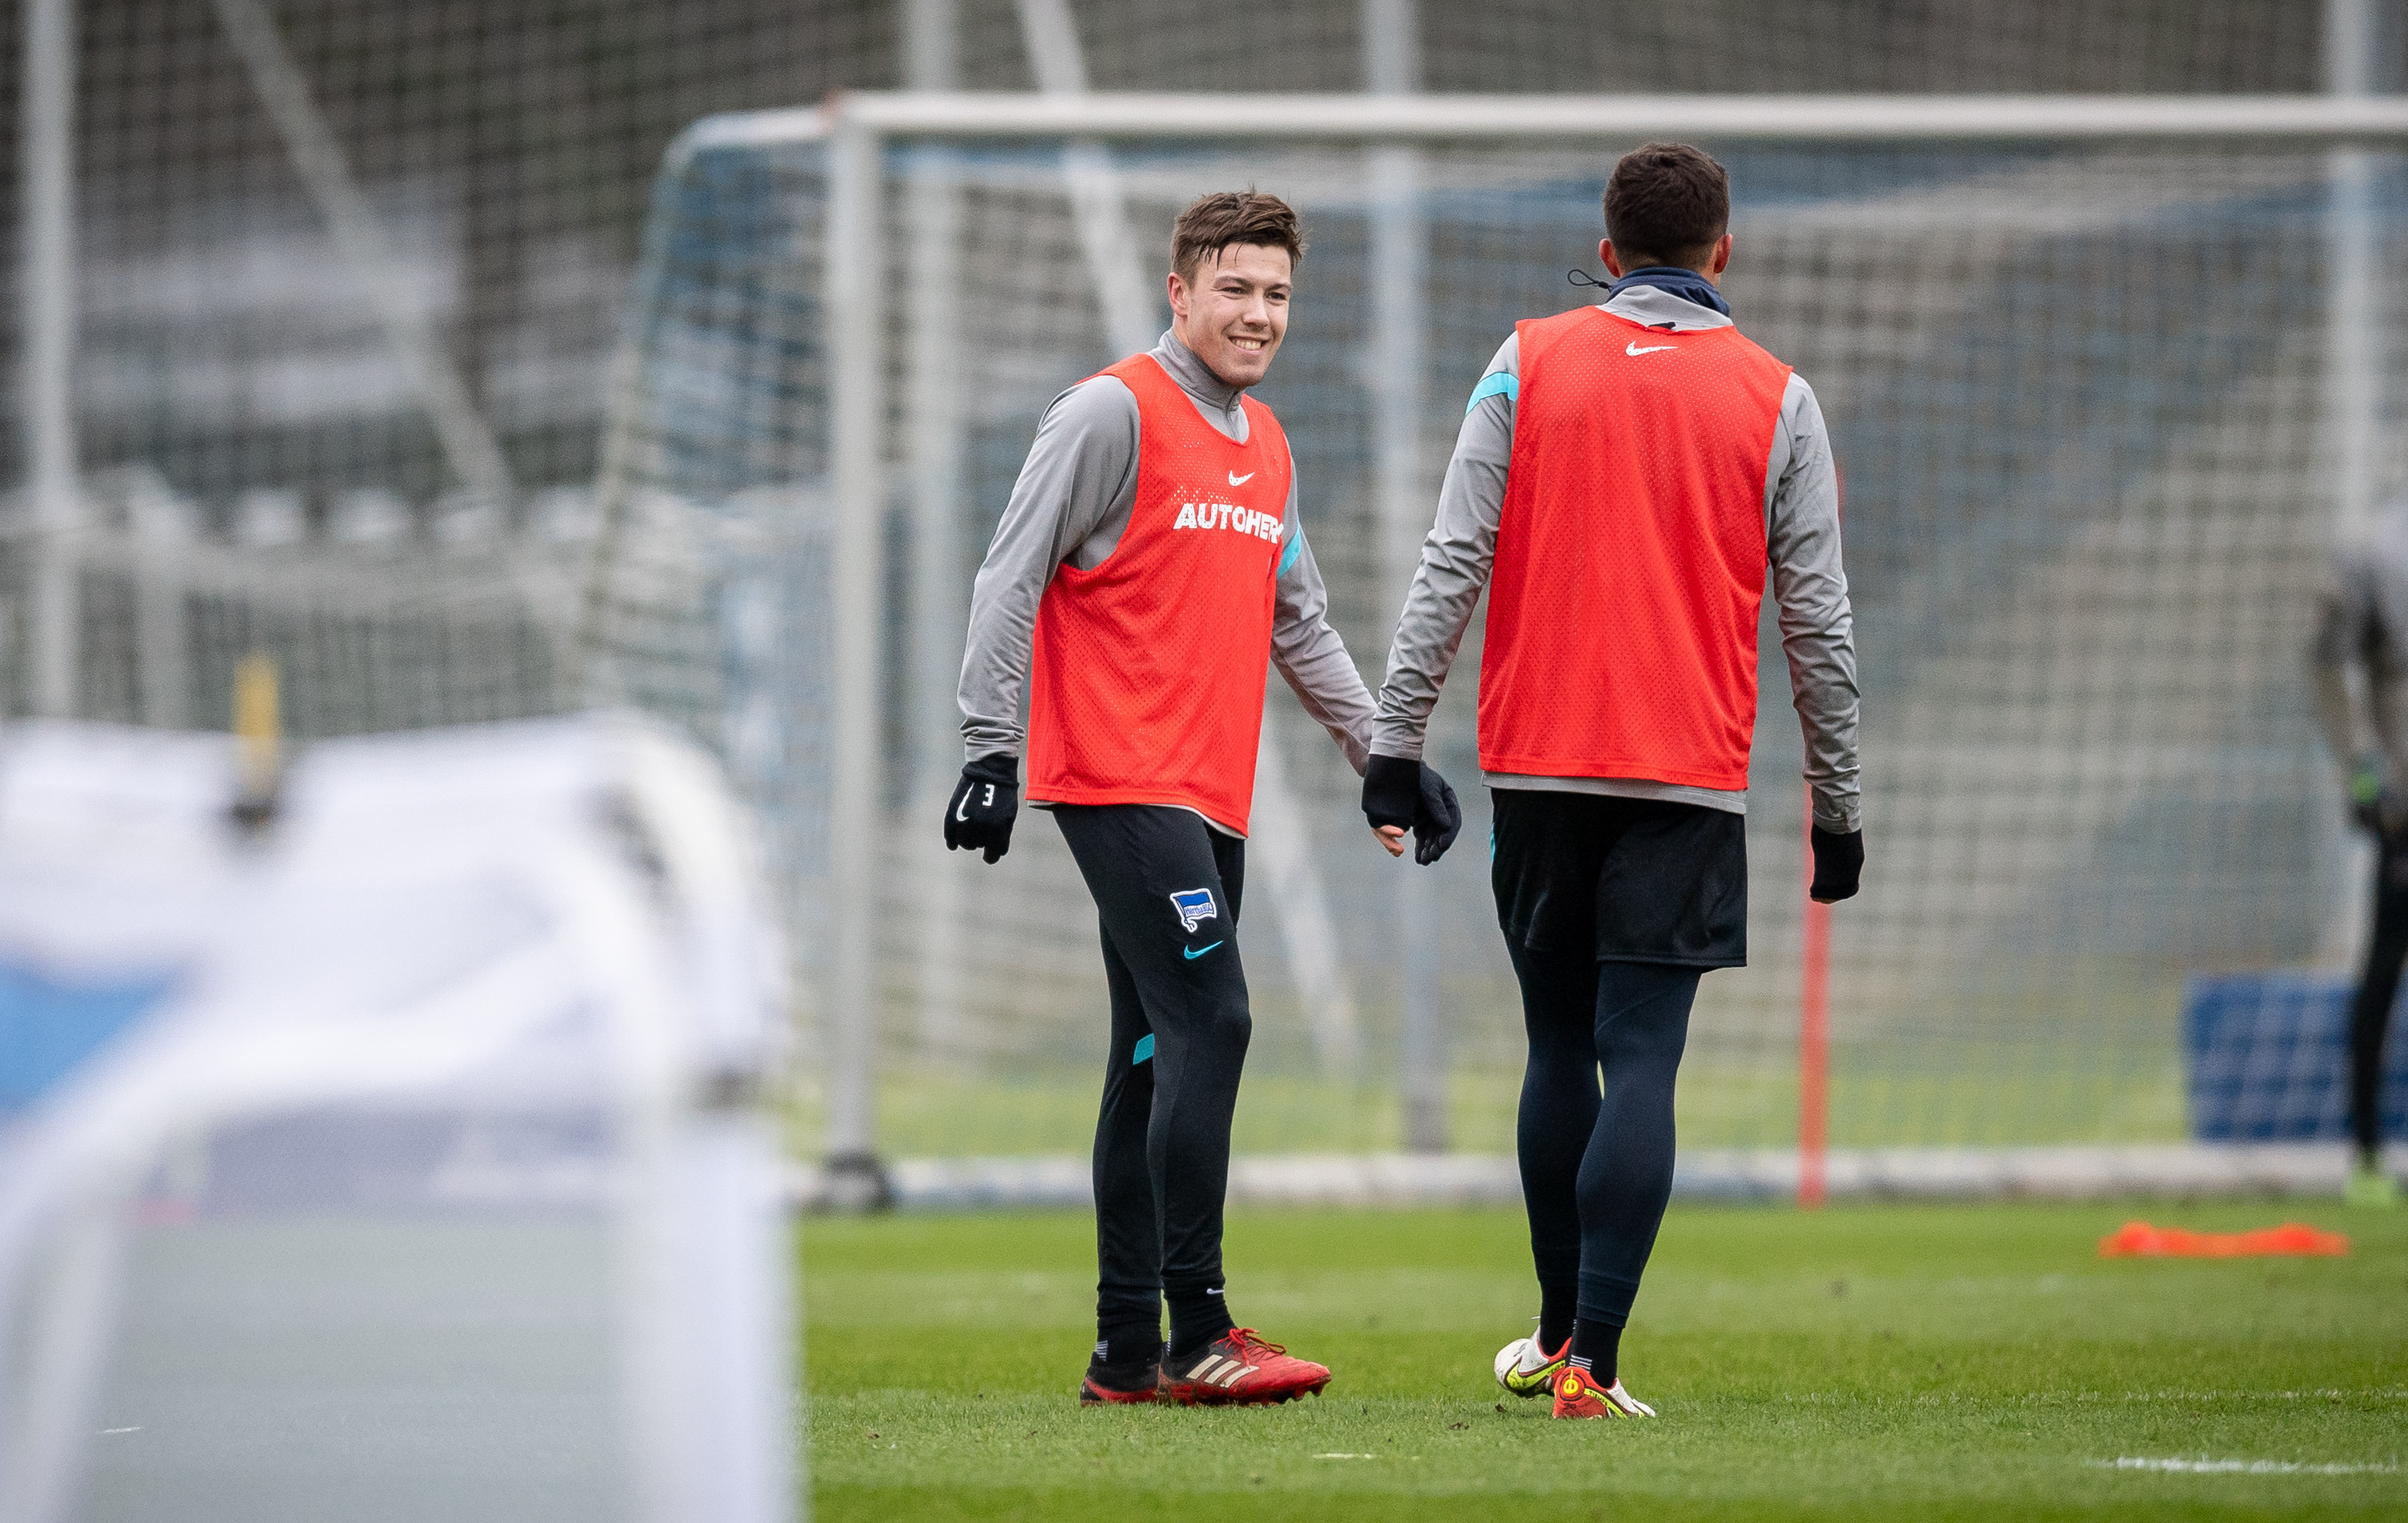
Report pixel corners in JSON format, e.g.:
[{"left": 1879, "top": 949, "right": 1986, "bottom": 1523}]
[{"left": 2182, "top": 971, "right": 2408, "bottom": 1141}]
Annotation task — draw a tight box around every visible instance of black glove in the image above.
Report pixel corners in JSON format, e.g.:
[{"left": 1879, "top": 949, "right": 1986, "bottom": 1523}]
[
  {"left": 1362, "top": 754, "right": 1463, "bottom": 866},
  {"left": 1413, "top": 764, "right": 1461, "bottom": 865},
  {"left": 945, "top": 755, "right": 1019, "bottom": 864},
  {"left": 1809, "top": 827, "right": 1863, "bottom": 903}
]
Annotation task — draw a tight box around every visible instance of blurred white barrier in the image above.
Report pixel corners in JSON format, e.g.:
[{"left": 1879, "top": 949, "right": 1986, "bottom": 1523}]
[
  {"left": 0, "top": 715, "right": 793, "bottom": 1523},
  {"left": 795, "top": 1142, "right": 2394, "bottom": 1212}
]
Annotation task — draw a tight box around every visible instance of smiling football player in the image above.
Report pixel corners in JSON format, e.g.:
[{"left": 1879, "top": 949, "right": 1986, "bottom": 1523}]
[{"left": 951, "top": 191, "right": 1462, "bottom": 1408}]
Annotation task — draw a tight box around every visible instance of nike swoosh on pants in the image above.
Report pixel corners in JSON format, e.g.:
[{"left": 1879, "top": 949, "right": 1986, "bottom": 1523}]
[{"left": 1183, "top": 941, "right": 1223, "bottom": 960}]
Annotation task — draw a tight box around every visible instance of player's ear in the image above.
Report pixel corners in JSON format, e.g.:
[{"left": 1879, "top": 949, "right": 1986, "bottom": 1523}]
[
  {"left": 1599, "top": 239, "right": 1622, "bottom": 279},
  {"left": 1707, "top": 233, "right": 1732, "bottom": 279},
  {"left": 1166, "top": 269, "right": 1190, "bottom": 322}
]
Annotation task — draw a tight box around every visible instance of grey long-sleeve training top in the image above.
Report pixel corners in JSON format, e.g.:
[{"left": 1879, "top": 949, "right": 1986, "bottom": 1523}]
[
  {"left": 1370, "top": 285, "right": 1863, "bottom": 834},
  {"left": 958, "top": 330, "right": 1377, "bottom": 833},
  {"left": 2310, "top": 512, "right": 2408, "bottom": 799}
]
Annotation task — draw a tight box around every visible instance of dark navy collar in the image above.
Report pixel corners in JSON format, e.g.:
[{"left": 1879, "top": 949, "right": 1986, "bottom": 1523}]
[{"left": 1605, "top": 265, "right": 1732, "bottom": 317}]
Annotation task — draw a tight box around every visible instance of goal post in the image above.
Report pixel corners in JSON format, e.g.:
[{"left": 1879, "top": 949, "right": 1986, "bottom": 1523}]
[{"left": 581, "top": 91, "right": 2408, "bottom": 1196}]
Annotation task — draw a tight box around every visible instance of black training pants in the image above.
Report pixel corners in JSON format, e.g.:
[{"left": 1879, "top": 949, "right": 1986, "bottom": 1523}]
[
  {"left": 1053, "top": 803, "right": 1251, "bottom": 1338},
  {"left": 2349, "top": 827, "right": 2408, "bottom": 1159}
]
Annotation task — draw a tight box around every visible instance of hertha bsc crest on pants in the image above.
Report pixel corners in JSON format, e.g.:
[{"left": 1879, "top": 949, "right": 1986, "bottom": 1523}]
[{"left": 1169, "top": 888, "right": 1218, "bottom": 933}]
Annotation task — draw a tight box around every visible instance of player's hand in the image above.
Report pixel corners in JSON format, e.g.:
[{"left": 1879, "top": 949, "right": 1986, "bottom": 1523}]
[
  {"left": 1362, "top": 753, "right": 1426, "bottom": 859},
  {"left": 1808, "top": 827, "right": 1863, "bottom": 903},
  {"left": 1362, "top": 754, "right": 1462, "bottom": 865},
  {"left": 1412, "top": 764, "right": 1462, "bottom": 865},
  {"left": 945, "top": 755, "right": 1019, "bottom": 864}
]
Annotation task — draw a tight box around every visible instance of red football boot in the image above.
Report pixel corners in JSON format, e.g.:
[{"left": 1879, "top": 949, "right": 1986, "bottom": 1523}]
[
  {"left": 1160, "top": 1328, "right": 1331, "bottom": 1406},
  {"left": 1549, "top": 1361, "right": 1656, "bottom": 1419}
]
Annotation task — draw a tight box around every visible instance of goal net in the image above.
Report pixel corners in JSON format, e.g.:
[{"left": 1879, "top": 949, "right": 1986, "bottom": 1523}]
[{"left": 581, "top": 102, "right": 2408, "bottom": 1179}]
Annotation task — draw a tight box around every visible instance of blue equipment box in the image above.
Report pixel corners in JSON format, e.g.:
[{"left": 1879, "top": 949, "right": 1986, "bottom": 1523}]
[{"left": 2182, "top": 971, "right": 2408, "bottom": 1141}]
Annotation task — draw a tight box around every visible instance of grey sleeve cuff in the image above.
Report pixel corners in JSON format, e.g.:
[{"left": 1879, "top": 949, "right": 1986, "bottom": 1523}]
[
  {"left": 1768, "top": 376, "right": 1863, "bottom": 835},
  {"left": 957, "top": 377, "right": 1141, "bottom": 759},
  {"left": 1369, "top": 332, "right": 1517, "bottom": 759}
]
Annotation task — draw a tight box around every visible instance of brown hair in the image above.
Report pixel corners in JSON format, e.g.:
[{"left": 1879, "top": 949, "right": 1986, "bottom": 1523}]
[
  {"left": 1170, "top": 191, "right": 1305, "bottom": 281},
  {"left": 1603, "top": 143, "right": 1729, "bottom": 270}
]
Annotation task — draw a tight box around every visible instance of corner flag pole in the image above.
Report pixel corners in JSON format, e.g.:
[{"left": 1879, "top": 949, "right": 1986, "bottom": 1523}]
[{"left": 1800, "top": 787, "right": 1831, "bottom": 1210}]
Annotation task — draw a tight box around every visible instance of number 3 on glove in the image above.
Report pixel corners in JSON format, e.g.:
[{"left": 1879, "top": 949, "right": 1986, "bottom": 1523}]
[{"left": 945, "top": 756, "right": 1020, "bottom": 864}]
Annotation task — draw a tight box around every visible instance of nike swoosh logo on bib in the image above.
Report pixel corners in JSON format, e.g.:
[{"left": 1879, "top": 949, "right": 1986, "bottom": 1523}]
[
  {"left": 1227, "top": 471, "right": 1254, "bottom": 486},
  {"left": 1626, "top": 341, "right": 1676, "bottom": 356}
]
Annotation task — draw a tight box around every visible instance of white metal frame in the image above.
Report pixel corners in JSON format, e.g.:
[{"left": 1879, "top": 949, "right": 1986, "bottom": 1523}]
[
  {"left": 790, "top": 88, "right": 2408, "bottom": 1176},
  {"left": 628, "top": 88, "right": 2408, "bottom": 1177},
  {"left": 2317, "top": 0, "right": 2389, "bottom": 965},
  {"left": 19, "top": 0, "right": 76, "bottom": 721},
  {"left": 698, "top": 91, "right": 2408, "bottom": 153},
  {"left": 1362, "top": 0, "right": 1438, "bottom": 1145},
  {"left": 0, "top": 717, "right": 791, "bottom": 1523}
]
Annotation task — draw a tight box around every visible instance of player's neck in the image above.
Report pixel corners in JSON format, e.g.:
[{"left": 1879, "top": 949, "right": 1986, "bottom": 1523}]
[{"left": 1155, "top": 328, "right": 1245, "bottom": 407}]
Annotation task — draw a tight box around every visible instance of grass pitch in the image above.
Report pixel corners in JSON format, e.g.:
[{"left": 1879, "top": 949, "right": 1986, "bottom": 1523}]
[{"left": 804, "top": 1199, "right": 2407, "bottom": 1521}]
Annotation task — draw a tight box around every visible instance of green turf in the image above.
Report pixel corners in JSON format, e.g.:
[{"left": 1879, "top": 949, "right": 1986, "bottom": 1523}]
[
  {"left": 790, "top": 1057, "right": 2196, "bottom": 1161},
  {"left": 803, "top": 1199, "right": 2408, "bottom": 1520}
]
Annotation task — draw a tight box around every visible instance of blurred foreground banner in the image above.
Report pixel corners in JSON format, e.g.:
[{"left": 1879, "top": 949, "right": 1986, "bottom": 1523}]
[{"left": 0, "top": 715, "right": 794, "bottom": 1523}]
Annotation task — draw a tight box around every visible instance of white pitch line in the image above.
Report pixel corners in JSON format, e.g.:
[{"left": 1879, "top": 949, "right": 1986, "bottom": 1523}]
[
  {"left": 1313, "top": 1452, "right": 1379, "bottom": 1460},
  {"left": 2096, "top": 1458, "right": 2399, "bottom": 1475}
]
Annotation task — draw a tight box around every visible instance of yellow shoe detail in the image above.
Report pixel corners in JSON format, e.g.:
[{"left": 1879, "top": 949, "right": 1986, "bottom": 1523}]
[{"left": 1495, "top": 1334, "right": 1568, "bottom": 1398}]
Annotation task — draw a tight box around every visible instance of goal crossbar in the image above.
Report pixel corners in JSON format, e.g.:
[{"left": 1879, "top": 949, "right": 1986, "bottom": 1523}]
[{"left": 683, "top": 91, "right": 2408, "bottom": 161}]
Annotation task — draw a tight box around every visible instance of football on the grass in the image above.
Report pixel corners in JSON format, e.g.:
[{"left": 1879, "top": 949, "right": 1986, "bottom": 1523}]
[{"left": 1493, "top": 1337, "right": 1532, "bottom": 1387}]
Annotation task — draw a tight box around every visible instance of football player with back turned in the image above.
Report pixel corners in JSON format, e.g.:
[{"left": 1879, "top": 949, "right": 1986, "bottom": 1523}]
[
  {"left": 1365, "top": 144, "right": 1863, "bottom": 1418},
  {"left": 951, "top": 191, "right": 1463, "bottom": 1406}
]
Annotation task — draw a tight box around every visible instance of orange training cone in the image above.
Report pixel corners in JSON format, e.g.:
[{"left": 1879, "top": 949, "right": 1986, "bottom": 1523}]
[{"left": 2097, "top": 1221, "right": 2349, "bottom": 1258}]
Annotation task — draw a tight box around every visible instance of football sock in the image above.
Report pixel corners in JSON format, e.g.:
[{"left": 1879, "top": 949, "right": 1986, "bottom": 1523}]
[
  {"left": 1568, "top": 1318, "right": 1622, "bottom": 1386},
  {"left": 1095, "top": 1320, "right": 1164, "bottom": 1368},
  {"left": 1167, "top": 1286, "right": 1236, "bottom": 1360},
  {"left": 1538, "top": 1285, "right": 1576, "bottom": 1353}
]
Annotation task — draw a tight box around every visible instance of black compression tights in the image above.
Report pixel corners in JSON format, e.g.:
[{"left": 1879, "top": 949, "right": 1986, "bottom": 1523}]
[
  {"left": 2349, "top": 833, "right": 2408, "bottom": 1161},
  {"left": 1054, "top": 803, "right": 1251, "bottom": 1360},
  {"left": 1509, "top": 941, "right": 1700, "bottom": 1331}
]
